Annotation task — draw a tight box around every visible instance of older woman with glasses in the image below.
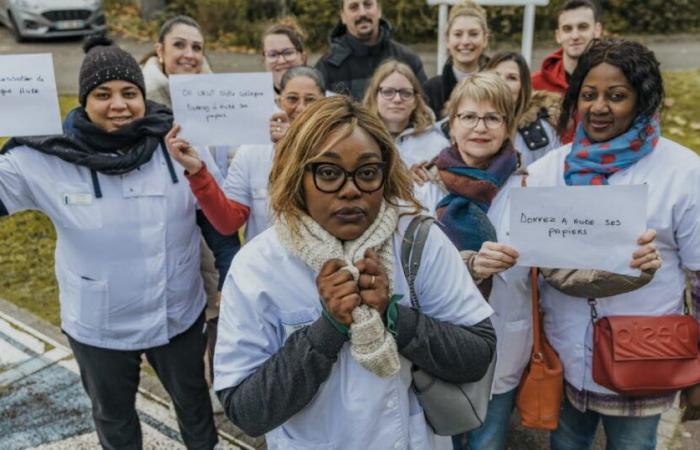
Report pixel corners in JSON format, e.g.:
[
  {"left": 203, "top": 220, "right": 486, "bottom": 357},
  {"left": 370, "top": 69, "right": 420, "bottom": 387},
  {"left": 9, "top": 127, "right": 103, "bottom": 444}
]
[
  {"left": 414, "top": 72, "right": 526, "bottom": 449},
  {"left": 166, "top": 66, "right": 326, "bottom": 243},
  {"left": 363, "top": 60, "right": 449, "bottom": 168},
  {"left": 212, "top": 95, "right": 495, "bottom": 449}
]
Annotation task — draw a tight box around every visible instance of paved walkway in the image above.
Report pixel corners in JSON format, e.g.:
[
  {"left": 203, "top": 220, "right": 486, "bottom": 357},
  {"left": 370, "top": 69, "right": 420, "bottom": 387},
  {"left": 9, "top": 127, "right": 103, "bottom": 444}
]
[
  {"left": 0, "top": 301, "right": 254, "bottom": 450},
  {"left": 1, "top": 295, "right": 699, "bottom": 449}
]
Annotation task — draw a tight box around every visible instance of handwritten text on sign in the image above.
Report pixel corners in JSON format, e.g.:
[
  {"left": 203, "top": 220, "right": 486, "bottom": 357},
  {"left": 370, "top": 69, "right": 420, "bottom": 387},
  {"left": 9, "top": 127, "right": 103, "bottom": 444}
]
[
  {"left": 170, "top": 72, "right": 275, "bottom": 146},
  {"left": 0, "top": 54, "right": 62, "bottom": 137},
  {"left": 509, "top": 185, "right": 647, "bottom": 275}
]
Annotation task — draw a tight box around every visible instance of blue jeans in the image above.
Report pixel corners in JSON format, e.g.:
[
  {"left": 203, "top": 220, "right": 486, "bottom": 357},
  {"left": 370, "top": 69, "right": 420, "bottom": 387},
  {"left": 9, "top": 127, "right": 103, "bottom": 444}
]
[
  {"left": 452, "top": 388, "right": 518, "bottom": 450},
  {"left": 551, "top": 397, "right": 661, "bottom": 450}
]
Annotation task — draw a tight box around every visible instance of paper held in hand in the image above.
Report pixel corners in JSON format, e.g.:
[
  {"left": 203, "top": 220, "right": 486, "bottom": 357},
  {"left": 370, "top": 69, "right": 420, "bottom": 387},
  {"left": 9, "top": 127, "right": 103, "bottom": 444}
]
[
  {"left": 509, "top": 185, "right": 648, "bottom": 276},
  {"left": 0, "top": 54, "right": 62, "bottom": 137},
  {"left": 170, "top": 72, "right": 275, "bottom": 147}
]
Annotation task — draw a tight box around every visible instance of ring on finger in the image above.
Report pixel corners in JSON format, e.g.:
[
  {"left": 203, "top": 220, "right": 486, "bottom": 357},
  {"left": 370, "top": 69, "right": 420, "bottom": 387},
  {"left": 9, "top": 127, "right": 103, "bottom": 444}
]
[{"left": 370, "top": 275, "right": 376, "bottom": 288}]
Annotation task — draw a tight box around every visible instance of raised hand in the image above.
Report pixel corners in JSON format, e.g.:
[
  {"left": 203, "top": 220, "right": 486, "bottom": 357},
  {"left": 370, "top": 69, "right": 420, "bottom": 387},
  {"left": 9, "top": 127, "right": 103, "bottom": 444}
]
[{"left": 165, "top": 124, "right": 203, "bottom": 175}]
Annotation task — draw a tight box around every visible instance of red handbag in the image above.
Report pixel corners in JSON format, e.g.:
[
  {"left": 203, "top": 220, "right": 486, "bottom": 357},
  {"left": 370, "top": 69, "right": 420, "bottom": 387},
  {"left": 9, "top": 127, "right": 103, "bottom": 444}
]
[{"left": 591, "top": 298, "right": 700, "bottom": 397}]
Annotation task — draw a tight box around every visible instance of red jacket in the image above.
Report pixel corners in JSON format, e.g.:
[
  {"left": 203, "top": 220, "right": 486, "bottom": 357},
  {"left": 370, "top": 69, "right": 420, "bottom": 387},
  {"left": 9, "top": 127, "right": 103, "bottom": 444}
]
[
  {"left": 186, "top": 164, "right": 250, "bottom": 235},
  {"left": 532, "top": 48, "right": 568, "bottom": 95}
]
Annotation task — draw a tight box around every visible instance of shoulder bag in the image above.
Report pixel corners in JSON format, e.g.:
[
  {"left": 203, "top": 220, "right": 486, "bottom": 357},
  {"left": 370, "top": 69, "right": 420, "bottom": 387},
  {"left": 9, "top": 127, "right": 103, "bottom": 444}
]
[
  {"left": 402, "top": 215, "right": 497, "bottom": 436},
  {"left": 515, "top": 175, "right": 564, "bottom": 431},
  {"left": 590, "top": 293, "right": 700, "bottom": 397}
]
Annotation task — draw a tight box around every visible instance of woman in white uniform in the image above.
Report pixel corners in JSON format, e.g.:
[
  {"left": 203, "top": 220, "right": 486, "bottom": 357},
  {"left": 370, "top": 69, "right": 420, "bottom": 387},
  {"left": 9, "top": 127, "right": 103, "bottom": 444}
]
[
  {"left": 413, "top": 71, "right": 661, "bottom": 450},
  {"left": 362, "top": 59, "right": 449, "bottom": 168},
  {"left": 527, "top": 39, "right": 699, "bottom": 450},
  {"left": 0, "top": 38, "right": 233, "bottom": 449},
  {"left": 139, "top": 14, "right": 236, "bottom": 384},
  {"left": 213, "top": 96, "right": 496, "bottom": 449}
]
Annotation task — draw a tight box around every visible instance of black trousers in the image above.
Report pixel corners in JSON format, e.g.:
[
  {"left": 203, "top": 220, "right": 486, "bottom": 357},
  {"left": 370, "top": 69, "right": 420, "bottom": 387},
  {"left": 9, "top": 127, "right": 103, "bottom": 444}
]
[{"left": 67, "top": 312, "right": 218, "bottom": 450}]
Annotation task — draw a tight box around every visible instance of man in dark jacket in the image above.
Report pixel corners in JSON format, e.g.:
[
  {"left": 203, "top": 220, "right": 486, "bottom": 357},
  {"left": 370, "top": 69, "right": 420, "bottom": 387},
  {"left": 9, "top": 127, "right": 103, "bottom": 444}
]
[{"left": 315, "top": 0, "right": 427, "bottom": 100}]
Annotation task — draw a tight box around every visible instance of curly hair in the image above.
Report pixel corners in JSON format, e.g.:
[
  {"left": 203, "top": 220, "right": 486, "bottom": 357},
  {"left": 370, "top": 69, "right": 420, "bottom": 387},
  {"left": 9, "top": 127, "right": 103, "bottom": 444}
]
[{"left": 558, "top": 39, "right": 664, "bottom": 135}]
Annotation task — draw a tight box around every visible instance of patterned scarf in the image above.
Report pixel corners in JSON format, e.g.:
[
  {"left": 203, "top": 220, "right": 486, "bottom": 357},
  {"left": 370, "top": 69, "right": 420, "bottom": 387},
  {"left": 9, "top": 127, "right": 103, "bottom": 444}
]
[
  {"left": 435, "top": 142, "right": 518, "bottom": 251},
  {"left": 564, "top": 115, "right": 660, "bottom": 186}
]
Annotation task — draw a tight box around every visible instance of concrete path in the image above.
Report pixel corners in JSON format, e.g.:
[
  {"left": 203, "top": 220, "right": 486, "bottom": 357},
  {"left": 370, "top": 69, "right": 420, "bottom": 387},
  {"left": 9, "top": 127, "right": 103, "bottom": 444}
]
[
  {"left": 1, "top": 296, "right": 699, "bottom": 449},
  {"left": 0, "top": 300, "right": 254, "bottom": 450},
  {"left": 1, "top": 25, "right": 698, "bottom": 95}
]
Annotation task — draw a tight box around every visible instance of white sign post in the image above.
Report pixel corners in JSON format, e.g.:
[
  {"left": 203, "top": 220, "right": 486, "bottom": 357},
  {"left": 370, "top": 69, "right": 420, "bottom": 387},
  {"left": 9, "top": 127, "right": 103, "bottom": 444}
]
[
  {"left": 0, "top": 54, "right": 62, "bottom": 137},
  {"left": 509, "top": 185, "right": 648, "bottom": 276},
  {"left": 427, "top": 0, "right": 550, "bottom": 71},
  {"left": 169, "top": 72, "right": 275, "bottom": 147}
]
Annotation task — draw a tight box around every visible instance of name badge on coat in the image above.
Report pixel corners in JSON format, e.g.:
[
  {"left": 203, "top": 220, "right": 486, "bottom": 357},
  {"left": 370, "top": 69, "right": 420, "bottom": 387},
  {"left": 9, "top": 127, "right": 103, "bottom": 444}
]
[{"left": 63, "top": 192, "right": 93, "bottom": 205}]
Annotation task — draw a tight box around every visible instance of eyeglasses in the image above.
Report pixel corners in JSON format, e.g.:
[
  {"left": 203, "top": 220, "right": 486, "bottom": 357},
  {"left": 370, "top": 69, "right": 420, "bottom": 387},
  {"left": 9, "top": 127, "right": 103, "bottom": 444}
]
[
  {"left": 378, "top": 86, "right": 415, "bottom": 101},
  {"left": 263, "top": 48, "right": 298, "bottom": 61},
  {"left": 281, "top": 94, "right": 319, "bottom": 107},
  {"left": 306, "top": 162, "right": 386, "bottom": 193},
  {"left": 455, "top": 111, "right": 505, "bottom": 129}
]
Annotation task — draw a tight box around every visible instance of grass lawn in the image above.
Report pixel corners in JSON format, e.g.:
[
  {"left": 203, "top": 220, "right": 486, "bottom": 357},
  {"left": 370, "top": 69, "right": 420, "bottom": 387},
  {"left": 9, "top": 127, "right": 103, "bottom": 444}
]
[{"left": 1, "top": 73, "right": 699, "bottom": 327}]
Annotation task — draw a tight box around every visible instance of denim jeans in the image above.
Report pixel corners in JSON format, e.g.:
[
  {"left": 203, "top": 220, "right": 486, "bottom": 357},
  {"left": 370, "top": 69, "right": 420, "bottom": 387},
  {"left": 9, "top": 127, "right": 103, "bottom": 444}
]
[
  {"left": 551, "top": 397, "right": 661, "bottom": 450},
  {"left": 452, "top": 388, "right": 518, "bottom": 450}
]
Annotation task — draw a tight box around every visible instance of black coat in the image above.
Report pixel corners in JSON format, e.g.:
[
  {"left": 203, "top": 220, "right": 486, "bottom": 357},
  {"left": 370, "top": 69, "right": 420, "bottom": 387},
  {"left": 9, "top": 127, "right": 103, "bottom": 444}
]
[
  {"left": 423, "top": 56, "right": 490, "bottom": 120},
  {"left": 315, "top": 20, "right": 427, "bottom": 100},
  {"left": 423, "top": 60, "right": 458, "bottom": 120}
]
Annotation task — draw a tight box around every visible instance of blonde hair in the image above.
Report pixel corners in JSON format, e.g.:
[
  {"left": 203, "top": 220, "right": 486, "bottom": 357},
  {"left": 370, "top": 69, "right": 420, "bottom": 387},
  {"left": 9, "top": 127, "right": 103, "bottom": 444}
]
[
  {"left": 269, "top": 96, "right": 421, "bottom": 234},
  {"left": 362, "top": 60, "right": 434, "bottom": 136},
  {"left": 447, "top": 1, "right": 489, "bottom": 37},
  {"left": 445, "top": 72, "right": 517, "bottom": 138}
]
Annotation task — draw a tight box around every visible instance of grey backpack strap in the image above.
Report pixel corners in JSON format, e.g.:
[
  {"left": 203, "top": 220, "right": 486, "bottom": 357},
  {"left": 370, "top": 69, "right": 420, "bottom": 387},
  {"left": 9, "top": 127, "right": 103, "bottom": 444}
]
[{"left": 401, "top": 215, "right": 435, "bottom": 309}]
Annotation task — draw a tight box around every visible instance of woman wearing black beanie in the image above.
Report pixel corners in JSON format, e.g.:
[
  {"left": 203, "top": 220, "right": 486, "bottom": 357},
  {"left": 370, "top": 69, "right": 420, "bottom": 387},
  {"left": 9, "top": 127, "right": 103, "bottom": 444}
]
[{"left": 0, "top": 36, "right": 234, "bottom": 449}]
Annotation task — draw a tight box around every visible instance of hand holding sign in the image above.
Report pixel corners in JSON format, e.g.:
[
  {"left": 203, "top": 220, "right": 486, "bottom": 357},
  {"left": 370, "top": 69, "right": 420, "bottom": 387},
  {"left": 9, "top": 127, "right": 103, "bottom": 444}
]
[
  {"left": 165, "top": 124, "right": 203, "bottom": 175},
  {"left": 169, "top": 72, "right": 275, "bottom": 147},
  {"left": 631, "top": 229, "right": 662, "bottom": 274},
  {"left": 0, "top": 54, "right": 62, "bottom": 137},
  {"left": 509, "top": 185, "right": 649, "bottom": 275}
]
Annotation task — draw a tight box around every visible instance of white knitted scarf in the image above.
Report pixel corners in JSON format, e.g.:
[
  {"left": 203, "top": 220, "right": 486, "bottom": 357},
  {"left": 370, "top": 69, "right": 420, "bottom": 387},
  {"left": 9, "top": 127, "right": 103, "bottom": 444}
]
[{"left": 275, "top": 201, "right": 401, "bottom": 378}]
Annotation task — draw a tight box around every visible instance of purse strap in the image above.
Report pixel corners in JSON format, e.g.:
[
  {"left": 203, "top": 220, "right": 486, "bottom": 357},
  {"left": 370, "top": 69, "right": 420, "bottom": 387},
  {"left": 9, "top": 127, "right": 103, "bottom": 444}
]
[
  {"left": 401, "top": 215, "right": 435, "bottom": 310},
  {"left": 521, "top": 175, "right": 545, "bottom": 358},
  {"left": 588, "top": 283, "right": 693, "bottom": 322}
]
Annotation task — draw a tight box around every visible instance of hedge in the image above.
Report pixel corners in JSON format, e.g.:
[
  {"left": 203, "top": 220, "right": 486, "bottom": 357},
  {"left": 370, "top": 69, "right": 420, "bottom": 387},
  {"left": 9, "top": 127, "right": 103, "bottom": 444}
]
[{"left": 109, "top": 0, "right": 700, "bottom": 51}]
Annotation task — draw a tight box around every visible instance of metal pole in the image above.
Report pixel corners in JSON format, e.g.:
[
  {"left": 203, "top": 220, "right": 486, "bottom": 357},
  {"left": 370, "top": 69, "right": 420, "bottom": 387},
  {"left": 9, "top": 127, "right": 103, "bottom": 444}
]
[
  {"left": 522, "top": 3, "right": 536, "bottom": 65},
  {"left": 437, "top": 4, "right": 448, "bottom": 73}
]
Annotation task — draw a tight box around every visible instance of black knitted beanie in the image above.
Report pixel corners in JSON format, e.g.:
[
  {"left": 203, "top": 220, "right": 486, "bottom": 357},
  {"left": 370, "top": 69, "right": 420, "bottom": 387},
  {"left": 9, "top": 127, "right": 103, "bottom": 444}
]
[{"left": 78, "top": 35, "right": 146, "bottom": 106}]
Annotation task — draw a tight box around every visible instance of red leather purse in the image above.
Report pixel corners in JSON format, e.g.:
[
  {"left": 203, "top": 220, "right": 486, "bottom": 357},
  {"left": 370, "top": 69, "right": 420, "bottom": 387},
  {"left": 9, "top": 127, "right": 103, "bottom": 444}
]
[{"left": 591, "top": 298, "right": 700, "bottom": 397}]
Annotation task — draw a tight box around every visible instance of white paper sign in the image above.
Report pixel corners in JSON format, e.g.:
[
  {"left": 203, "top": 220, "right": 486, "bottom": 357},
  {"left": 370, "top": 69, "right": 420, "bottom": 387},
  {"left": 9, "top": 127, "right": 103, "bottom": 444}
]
[
  {"left": 0, "top": 54, "right": 62, "bottom": 137},
  {"left": 169, "top": 72, "right": 275, "bottom": 146},
  {"left": 509, "top": 185, "right": 647, "bottom": 275}
]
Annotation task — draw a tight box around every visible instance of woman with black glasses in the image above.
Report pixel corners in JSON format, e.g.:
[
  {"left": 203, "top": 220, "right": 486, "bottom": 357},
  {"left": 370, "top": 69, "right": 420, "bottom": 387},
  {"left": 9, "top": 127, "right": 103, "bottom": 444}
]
[
  {"left": 363, "top": 60, "right": 449, "bottom": 168},
  {"left": 213, "top": 96, "right": 495, "bottom": 449}
]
